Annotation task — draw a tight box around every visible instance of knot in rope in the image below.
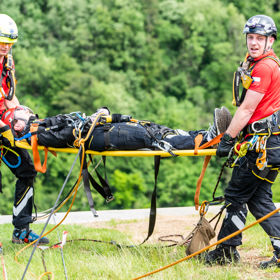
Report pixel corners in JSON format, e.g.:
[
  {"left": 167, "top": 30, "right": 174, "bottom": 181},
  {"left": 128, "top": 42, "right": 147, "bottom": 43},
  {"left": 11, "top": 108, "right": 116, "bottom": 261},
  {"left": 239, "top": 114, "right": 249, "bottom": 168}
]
[{"left": 234, "top": 141, "right": 252, "bottom": 157}]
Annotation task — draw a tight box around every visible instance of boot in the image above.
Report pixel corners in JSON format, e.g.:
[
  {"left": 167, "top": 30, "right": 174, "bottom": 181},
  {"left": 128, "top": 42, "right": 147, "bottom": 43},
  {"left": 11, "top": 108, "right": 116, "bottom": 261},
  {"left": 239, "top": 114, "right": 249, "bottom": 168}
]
[
  {"left": 220, "top": 106, "right": 233, "bottom": 133},
  {"left": 204, "top": 244, "right": 240, "bottom": 265},
  {"left": 12, "top": 228, "right": 49, "bottom": 244},
  {"left": 259, "top": 251, "right": 280, "bottom": 269},
  {"left": 207, "top": 107, "right": 232, "bottom": 140}
]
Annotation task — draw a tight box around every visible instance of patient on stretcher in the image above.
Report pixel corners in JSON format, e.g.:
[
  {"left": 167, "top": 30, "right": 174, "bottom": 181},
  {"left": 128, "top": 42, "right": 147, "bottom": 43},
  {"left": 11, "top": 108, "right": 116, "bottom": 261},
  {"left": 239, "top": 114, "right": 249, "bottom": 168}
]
[{"left": 1, "top": 106, "right": 232, "bottom": 151}]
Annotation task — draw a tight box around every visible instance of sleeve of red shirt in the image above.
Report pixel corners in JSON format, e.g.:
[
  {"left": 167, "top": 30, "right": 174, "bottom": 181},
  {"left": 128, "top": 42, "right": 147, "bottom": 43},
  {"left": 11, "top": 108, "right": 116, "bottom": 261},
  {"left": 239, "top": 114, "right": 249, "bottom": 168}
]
[{"left": 248, "top": 62, "right": 272, "bottom": 94}]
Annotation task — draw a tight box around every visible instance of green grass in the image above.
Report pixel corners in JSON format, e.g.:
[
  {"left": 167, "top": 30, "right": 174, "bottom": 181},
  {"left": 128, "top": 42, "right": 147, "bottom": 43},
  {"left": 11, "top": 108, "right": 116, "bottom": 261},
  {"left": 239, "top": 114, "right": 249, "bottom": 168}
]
[{"left": 1, "top": 214, "right": 280, "bottom": 280}]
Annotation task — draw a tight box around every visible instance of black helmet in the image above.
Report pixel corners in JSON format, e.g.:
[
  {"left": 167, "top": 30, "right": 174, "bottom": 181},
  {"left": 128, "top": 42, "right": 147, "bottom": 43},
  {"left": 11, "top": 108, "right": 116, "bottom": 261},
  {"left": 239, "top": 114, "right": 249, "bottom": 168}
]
[{"left": 243, "top": 15, "right": 277, "bottom": 39}]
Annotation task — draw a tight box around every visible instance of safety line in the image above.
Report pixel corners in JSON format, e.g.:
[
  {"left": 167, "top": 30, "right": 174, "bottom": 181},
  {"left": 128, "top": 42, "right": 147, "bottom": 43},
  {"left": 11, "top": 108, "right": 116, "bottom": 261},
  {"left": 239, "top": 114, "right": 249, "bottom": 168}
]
[
  {"left": 52, "top": 214, "right": 68, "bottom": 280},
  {"left": 36, "top": 158, "right": 102, "bottom": 220},
  {"left": 20, "top": 146, "right": 82, "bottom": 280},
  {"left": 132, "top": 206, "right": 280, "bottom": 280}
]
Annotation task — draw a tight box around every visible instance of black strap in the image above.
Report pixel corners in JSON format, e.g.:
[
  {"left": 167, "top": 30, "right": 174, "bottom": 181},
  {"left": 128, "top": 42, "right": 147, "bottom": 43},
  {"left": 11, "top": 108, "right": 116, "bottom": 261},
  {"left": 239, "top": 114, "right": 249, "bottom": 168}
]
[
  {"left": 85, "top": 155, "right": 114, "bottom": 202},
  {"left": 90, "top": 155, "right": 114, "bottom": 202},
  {"left": 141, "top": 155, "right": 161, "bottom": 244},
  {"left": 102, "top": 125, "right": 111, "bottom": 150},
  {"left": 80, "top": 154, "right": 98, "bottom": 217},
  {"left": 0, "top": 58, "right": 6, "bottom": 89},
  {"left": 0, "top": 171, "right": 2, "bottom": 193}
]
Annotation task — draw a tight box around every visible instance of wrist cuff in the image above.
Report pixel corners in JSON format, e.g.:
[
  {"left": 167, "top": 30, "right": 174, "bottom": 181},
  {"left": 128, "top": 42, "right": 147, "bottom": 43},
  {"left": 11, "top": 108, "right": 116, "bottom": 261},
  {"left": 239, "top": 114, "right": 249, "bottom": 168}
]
[{"left": 223, "top": 133, "right": 235, "bottom": 142}]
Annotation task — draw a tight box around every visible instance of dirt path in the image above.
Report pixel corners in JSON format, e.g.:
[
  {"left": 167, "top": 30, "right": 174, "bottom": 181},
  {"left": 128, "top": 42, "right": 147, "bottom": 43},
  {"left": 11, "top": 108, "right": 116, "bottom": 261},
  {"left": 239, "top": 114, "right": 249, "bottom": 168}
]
[{"left": 85, "top": 214, "right": 215, "bottom": 243}]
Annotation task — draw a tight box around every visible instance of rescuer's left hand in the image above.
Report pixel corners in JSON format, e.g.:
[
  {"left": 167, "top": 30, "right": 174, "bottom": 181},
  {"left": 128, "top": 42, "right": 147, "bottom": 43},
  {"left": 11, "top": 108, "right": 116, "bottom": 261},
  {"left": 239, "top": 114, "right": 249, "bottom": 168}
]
[
  {"left": 0, "top": 125, "right": 15, "bottom": 147},
  {"left": 216, "top": 133, "right": 235, "bottom": 157}
]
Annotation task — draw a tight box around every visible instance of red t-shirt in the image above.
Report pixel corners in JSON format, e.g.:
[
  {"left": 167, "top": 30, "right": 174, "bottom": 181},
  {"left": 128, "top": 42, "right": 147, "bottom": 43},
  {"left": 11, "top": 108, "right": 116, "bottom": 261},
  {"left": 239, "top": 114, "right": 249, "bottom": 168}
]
[{"left": 247, "top": 50, "right": 280, "bottom": 124}]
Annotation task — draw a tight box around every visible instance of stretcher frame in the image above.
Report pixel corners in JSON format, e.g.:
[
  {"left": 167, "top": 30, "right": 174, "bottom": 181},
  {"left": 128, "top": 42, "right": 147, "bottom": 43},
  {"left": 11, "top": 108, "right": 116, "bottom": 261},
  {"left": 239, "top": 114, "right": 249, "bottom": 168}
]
[{"left": 16, "top": 141, "right": 216, "bottom": 157}]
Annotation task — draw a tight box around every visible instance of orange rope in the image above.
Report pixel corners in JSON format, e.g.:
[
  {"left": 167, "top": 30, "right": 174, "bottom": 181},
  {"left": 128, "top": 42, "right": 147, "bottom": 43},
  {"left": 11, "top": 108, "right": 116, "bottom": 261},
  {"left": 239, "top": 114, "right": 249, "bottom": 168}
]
[{"left": 132, "top": 206, "right": 280, "bottom": 280}]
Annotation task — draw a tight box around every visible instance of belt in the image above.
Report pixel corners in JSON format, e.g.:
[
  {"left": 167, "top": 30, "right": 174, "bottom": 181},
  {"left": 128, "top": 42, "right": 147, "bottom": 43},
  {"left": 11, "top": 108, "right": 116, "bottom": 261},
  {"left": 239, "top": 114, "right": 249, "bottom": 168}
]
[{"left": 245, "top": 110, "right": 280, "bottom": 134}]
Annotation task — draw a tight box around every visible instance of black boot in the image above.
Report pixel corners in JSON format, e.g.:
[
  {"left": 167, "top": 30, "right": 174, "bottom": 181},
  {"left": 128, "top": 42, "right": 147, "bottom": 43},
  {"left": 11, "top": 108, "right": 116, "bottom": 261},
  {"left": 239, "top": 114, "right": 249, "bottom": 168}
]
[
  {"left": 204, "top": 244, "right": 240, "bottom": 265},
  {"left": 259, "top": 251, "right": 280, "bottom": 269}
]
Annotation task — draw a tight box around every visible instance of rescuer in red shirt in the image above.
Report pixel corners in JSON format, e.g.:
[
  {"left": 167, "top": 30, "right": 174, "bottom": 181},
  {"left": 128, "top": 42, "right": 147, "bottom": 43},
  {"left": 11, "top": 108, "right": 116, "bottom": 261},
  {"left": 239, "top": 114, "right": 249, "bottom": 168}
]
[{"left": 205, "top": 14, "right": 280, "bottom": 269}]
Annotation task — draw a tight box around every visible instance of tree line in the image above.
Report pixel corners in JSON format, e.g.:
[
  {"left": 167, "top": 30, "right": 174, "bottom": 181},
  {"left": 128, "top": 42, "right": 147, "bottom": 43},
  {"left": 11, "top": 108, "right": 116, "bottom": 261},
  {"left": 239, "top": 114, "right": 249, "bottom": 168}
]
[{"left": 1, "top": 0, "right": 280, "bottom": 214}]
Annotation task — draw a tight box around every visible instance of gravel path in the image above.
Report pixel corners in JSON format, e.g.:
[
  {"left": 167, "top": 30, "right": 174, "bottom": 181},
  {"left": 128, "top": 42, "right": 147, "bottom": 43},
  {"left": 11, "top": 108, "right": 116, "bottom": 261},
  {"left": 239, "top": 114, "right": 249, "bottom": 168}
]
[{"left": 0, "top": 206, "right": 222, "bottom": 225}]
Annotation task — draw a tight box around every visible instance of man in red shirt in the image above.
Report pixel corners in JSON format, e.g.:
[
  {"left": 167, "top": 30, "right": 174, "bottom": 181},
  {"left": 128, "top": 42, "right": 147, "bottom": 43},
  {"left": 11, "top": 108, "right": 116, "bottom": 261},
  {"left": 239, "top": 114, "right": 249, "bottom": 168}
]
[
  {"left": 0, "top": 14, "right": 48, "bottom": 244},
  {"left": 205, "top": 15, "right": 280, "bottom": 268}
]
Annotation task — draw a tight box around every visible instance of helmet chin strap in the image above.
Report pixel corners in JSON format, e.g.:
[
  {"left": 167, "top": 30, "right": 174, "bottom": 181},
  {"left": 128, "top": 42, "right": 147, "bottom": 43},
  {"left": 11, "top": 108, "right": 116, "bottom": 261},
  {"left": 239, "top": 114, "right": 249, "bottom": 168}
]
[{"left": 263, "top": 37, "right": 268, "bottom": 54}]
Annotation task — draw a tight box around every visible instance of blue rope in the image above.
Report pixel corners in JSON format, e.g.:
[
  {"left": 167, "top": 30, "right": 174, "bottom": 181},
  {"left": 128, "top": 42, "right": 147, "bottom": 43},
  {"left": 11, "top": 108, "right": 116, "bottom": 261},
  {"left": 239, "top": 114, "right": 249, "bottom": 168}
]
[
  {"left": 14, "top": 132, "right": 32, "bottom": 141},
  {"left": 1, "top": 146, "right": 21, "bottom": 168}
]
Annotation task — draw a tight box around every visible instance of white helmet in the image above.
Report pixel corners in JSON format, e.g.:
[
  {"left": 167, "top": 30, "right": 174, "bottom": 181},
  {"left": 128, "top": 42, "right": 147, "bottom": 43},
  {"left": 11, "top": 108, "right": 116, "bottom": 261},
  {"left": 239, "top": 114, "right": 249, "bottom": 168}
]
[{"left": 0, "top": 14, "right": 18, "bottom": 43}]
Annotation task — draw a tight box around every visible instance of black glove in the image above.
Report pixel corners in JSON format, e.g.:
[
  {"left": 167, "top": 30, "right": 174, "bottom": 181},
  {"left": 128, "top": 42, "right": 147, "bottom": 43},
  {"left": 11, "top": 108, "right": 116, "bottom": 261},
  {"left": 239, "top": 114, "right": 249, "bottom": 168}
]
[
  {"left": 0, "top": 125, "right": 15, "bottom": 147},
  {"left": 216, "top": 133, "right": 235, "bottom": 157}
]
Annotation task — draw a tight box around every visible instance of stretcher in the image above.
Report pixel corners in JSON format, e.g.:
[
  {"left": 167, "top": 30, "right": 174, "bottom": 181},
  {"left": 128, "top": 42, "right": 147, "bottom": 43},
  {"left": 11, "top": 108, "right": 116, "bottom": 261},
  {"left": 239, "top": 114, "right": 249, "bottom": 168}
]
[{"left": 14, "top": 134, "right": 221, "bottom": 211}]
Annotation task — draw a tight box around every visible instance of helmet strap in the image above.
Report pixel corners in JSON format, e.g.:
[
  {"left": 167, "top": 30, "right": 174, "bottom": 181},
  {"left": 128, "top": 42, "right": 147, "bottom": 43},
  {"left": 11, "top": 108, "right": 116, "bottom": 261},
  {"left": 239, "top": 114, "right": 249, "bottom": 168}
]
[{"left": 263, "top": 37, "right": 268, "bottom": 54}]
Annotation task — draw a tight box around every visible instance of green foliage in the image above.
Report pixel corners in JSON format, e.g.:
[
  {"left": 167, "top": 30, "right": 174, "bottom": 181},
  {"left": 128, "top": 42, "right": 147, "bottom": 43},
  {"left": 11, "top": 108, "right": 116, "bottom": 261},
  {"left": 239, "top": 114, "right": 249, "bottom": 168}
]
[{"left": 1, "top": 0, "right": 280, "bottom": 215}]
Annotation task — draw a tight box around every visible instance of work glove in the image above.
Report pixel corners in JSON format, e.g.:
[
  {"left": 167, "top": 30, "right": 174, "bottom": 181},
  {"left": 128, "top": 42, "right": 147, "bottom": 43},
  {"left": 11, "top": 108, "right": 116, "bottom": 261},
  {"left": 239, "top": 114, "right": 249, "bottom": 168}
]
[
  {"left": 0, "top": 125, "right": 15, "bottom": 147},
  {"left": 90, "top": 107, "right": 110, "bottom": 122},
  {"left": 216, "top": 133, "right": 235, "bottom": 157}
]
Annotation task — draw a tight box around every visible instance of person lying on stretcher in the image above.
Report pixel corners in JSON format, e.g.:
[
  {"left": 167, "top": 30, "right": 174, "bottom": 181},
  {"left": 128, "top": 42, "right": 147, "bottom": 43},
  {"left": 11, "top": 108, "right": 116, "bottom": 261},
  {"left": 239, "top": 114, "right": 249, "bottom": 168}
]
[{"left": 1, "top": 106, "right": 232, "bottom": 152}]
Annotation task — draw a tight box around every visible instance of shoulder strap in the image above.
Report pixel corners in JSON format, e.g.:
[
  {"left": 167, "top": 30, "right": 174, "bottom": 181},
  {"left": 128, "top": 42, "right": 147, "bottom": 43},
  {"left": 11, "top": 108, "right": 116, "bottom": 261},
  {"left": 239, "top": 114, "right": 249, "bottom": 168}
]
[
  {"left": 263, "top": 55, "right": 280, "bottom": 67},
  {"left": 0, "top": 58, "right": 6, "bottom": 93},
  {"left": 250, "top": 55, "right": 280, "bottom": 71},
  {"left": 0, "top": 54, "right": 17, "bottom": 101}
]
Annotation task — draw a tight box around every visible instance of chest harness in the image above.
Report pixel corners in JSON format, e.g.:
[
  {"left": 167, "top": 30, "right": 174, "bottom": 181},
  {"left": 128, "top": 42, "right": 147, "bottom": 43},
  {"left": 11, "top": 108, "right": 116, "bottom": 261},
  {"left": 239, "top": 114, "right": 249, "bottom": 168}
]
[
  {"left": 0, "top": 49, "right": 17, "bottom": 101},
  {"left": 232, "top": 54, "right": 280, "bottom": 183}
]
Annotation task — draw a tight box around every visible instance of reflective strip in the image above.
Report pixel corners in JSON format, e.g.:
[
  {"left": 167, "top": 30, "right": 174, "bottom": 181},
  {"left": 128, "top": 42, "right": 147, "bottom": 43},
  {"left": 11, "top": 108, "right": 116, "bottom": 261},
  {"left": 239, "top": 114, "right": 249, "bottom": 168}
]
[
  {"left": 239, "top": 210, "right": 246, "bottom": 220},
  {"left": 13, "top": 188, "right": 33, "bottom": 217},
  {"left": 252, "top": 77, "right": 261, "bottom": 82},
  {"left": 270, "top": 237, "right": 280, "bottom": 248},
  {"left": 231, "top": 215, "right": 245, "bottom": 230}
]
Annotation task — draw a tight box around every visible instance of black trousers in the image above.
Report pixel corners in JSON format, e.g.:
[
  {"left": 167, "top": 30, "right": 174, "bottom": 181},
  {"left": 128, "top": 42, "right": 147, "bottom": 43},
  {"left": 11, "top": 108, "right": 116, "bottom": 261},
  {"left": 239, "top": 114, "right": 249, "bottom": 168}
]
[
  {"left": 86, "top": 123, "right": 206, "bottom": 151},
  {"left": 218, "top": 153, "right": 280, "bottom": 252},
  {"left": 3, "top": 146, "right": 37, "bottom": 228}
]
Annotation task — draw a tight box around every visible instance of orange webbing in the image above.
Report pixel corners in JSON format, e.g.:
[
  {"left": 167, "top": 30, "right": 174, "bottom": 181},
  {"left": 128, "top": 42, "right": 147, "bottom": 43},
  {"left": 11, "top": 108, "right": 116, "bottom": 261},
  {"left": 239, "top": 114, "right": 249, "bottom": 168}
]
[
  {"left": 199, "top": 133, "right": 223, "bottom": 149},
  {"left": 194, "top": 133, "right": 224, "bottom": 210},
  {"left": 30, "top": 123, "right": 49, "bottom": 173},
  {"left": 194, "top": 134, "right": 203, "bottom": 155},
  {"left": 194, "top": 155, "right": 211, "bottom": 210}
]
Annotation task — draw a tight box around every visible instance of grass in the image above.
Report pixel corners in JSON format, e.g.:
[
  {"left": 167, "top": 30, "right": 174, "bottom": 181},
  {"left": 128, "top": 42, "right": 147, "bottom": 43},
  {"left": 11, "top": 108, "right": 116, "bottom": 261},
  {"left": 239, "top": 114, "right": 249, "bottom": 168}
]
[{"left": 1, "top": 214, "right": 280, "bottom": 280}]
